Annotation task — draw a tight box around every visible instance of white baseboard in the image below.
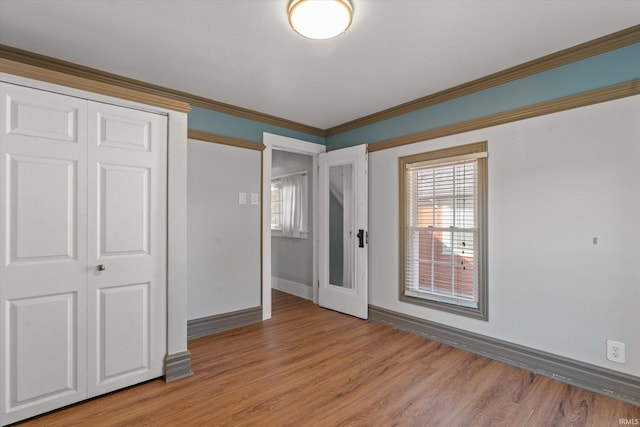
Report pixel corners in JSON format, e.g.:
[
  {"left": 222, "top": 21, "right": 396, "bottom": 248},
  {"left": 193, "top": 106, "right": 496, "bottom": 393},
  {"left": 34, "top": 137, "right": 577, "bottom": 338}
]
[{"left": 272, "top": 277, "right": 313, "bottom": 300}]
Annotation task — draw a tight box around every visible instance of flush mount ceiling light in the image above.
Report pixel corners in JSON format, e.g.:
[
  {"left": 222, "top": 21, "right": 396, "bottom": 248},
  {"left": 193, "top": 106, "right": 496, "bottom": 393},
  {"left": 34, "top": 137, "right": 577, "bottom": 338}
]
[{"left": 288, "top": 0, "right": 353, "bottom": 40}]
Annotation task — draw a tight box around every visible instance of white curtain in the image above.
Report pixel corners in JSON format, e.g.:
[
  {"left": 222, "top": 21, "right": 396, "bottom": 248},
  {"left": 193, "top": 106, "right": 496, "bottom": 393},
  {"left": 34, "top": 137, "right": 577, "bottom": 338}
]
[{"left": 281, "top": 173, "right": 307, "bottom": 237}]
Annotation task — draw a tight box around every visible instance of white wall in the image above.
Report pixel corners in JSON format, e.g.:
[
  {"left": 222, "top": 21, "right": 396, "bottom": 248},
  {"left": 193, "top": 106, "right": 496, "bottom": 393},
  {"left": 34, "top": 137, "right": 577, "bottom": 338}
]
[
  {"left": 271, "top": 150, "right": 314, "bottom": 289},
  {"left": 369, "top": 95, "right": 640, "bottom": 376},
  {"left": 187, "top": 139, "right": 261, "bottom": 320}
]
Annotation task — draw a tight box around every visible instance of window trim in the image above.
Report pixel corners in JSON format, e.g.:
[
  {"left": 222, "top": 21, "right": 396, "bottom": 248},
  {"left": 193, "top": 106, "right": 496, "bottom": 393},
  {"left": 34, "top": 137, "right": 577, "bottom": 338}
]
[{"left": 398, "top": 141, "right": 488, "bottom": 320}]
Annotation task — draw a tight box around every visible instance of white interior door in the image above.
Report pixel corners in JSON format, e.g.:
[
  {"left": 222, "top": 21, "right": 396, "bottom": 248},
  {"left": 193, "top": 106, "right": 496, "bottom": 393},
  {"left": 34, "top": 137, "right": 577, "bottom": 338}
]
[
  {"left": 318, "top": 144, "right": 368, "bottom": 319},
  {"left": 86, "top": 102, "right": 167, "bottom": 397},
  {"left": 0, "top": 83, "right": 89, "bottom": 424},
  {"left": 0, "top": 83, "right": 168, "bottom": 425}
]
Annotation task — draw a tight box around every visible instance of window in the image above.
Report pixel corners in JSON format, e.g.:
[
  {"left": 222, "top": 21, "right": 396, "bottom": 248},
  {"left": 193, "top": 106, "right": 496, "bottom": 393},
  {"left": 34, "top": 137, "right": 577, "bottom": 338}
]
[
  {"left": 271, "top": 171, "right": 308, "bottom": 238},
  {"left": 271, "top": 180, "right": 283, "bottom": 230},
  {"left": 399, "top": 142, "right": 488, "bottom": 320}
]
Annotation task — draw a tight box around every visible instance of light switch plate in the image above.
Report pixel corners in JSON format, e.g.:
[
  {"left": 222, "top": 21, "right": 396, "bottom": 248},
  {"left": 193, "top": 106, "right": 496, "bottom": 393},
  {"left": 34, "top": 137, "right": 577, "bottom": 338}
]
[
  {"left": 251, "top": 193, "right": 259, "bottom": 205},
  {"left": 239, "top": 192, "right": 246, "bottom": 205}
]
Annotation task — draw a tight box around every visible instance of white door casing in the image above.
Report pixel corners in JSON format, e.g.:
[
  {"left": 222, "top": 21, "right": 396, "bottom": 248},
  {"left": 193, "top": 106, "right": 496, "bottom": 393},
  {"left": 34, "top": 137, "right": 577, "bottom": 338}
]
[
  {"left": 318, "top": 144, "right": 368, "bottom": 319},
  {"left": 0, "top": 83, "right": 167, "bottom": 425},
  {"left": 262, "top": 132, "right": 325, "bottom": 320}
]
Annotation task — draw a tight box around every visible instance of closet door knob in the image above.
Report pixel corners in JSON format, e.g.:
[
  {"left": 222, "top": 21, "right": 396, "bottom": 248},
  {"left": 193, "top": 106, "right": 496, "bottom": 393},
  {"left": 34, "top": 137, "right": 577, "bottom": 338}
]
[{"left": 96, "top": 264, "right": 106, "bottom": 271}]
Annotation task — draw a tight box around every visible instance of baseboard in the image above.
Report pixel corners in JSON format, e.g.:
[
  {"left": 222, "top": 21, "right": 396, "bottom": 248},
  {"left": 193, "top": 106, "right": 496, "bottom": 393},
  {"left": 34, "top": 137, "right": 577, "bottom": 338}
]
[
  {"left": 187, "top": 306, "right": 262, "bottom": 340},
  {"left": 368, "top": 305, "right": 640, "bottom": 406},
  {"left": 165, "top": 350, "right": 193, "bottom": 382},
  {"left": 271, "top": 276, "right": 313, "bottom": 300}
]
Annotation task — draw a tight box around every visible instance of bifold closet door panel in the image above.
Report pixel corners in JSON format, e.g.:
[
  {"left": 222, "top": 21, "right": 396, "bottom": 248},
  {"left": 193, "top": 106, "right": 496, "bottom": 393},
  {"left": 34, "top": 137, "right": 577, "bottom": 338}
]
[
  {"left": 0, "top": 83, "right": 89, "bottom": 425},
  {"left": 86, "top": 102, "right": 167, "bottom": 397}
]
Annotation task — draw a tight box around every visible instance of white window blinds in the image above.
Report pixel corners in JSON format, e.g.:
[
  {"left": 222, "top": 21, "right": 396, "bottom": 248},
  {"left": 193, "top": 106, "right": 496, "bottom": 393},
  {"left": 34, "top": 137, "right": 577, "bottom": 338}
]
[{"left": 404, "top": 154, "right": 485, "bottom": 309}]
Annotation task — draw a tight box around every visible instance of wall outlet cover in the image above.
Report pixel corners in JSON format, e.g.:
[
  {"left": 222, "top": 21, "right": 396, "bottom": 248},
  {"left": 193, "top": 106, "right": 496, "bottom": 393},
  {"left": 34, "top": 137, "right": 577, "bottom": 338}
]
[{"left": 606, "top": 340, "right": 626, "bottom": 364}]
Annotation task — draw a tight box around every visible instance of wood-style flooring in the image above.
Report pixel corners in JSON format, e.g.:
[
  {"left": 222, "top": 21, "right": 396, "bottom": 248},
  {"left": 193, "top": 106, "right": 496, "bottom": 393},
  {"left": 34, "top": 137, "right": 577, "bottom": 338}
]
[{"left": 17, "top": 290, "right": 640, "bottom": 426}]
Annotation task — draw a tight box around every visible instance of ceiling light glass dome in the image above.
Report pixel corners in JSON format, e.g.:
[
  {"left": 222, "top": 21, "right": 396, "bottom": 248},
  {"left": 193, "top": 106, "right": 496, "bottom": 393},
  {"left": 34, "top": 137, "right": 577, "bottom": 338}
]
[{"left": 288, "top": 0, "right": 353, "bottom": 40}]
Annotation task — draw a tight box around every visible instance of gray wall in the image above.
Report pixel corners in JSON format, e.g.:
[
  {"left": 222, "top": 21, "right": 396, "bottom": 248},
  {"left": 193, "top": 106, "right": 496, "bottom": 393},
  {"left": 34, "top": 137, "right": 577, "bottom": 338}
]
[
  {"left": 368, "top": 95, "right": 640, "bottom": 376},
  {"left": 271, "top": 150, "right": 314, "bottom": 287},
  {"left": 187, "top": 139, "right": 261, "bottom": 320}
]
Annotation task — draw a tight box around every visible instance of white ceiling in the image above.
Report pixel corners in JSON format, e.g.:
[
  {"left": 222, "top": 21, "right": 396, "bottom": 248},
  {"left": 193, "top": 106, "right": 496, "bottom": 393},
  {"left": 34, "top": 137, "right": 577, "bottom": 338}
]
[{"left": 1, "top": 0, "right": 638, "bottom": 130}]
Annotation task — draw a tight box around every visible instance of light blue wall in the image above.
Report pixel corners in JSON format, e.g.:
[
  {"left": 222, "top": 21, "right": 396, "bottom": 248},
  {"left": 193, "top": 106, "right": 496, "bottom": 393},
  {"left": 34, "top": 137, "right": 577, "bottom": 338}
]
[
  {"left": 188, "top": 106, "right": 325, "bottom": 145},
  {"left": 186, "top": 43, "right": 640, "bottom": 151},
  {"left": 326, "top": 43, "right": 640, "bottom": 151}
]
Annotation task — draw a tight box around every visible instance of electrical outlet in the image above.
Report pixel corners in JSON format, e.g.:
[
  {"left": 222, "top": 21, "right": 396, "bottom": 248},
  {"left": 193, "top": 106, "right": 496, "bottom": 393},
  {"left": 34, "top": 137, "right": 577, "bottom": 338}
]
[{"left": 607, "top": 340, "right": 626, "bottom": 363}]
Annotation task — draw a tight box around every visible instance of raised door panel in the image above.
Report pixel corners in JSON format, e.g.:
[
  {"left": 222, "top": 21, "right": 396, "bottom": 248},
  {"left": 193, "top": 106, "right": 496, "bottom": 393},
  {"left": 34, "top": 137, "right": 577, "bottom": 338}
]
[
  {"left": 99, "top": 164, "right": 150, "bottom": 256},
  {"left": 0, "top": 83, "right": 88, "bottom": 425},
  {"left": 8, "top": 155, "right": 77, "bottom": 263},
  {"left": 98, "top": 283, "right": 150, "bottom": 383},
  {"left": 5, "top": 90, "right": 80, "bottom": 143},
  {"left": 97, "top": 112, "right": 151, "bottom": 152},
  {"left": 86, "top": 102, "right": 167, "bottom": 397},
  {"left": 7, "top": 294, "right": 79, "bottom": 407}
]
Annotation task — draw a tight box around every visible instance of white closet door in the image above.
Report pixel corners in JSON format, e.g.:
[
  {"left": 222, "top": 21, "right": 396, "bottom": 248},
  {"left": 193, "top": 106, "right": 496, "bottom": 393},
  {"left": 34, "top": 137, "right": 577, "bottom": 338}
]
[
  {"left": 86, "top": 102, "right": 167, "bottom": 397},
  {"left": 0, "top": 83, "right": 89, "bottom": 424},
  {"left": 0, "top": 83, "right": 169, "bottom": 425}
]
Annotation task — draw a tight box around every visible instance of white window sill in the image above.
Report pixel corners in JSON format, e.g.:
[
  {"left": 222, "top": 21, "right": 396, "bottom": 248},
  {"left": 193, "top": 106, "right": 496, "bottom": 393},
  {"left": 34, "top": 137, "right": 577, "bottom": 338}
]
[
  {"left": 405, "top": 288, "right": 477, "bottom": 309},
  {"left": 271, "top": 229, "right": 309, "bottom": 239}
]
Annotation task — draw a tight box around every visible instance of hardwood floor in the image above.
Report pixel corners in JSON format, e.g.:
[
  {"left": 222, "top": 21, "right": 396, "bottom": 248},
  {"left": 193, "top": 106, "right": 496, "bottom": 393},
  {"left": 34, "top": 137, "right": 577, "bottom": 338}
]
[{"left": 17, "top": 290, "right": 640, "bottom": 426}]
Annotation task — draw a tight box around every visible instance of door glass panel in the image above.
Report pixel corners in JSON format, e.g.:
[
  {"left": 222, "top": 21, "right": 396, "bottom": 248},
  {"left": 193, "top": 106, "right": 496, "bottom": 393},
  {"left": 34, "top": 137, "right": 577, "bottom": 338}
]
[{"left": 329, "top": 163, "right": 353, "bottom": 288}]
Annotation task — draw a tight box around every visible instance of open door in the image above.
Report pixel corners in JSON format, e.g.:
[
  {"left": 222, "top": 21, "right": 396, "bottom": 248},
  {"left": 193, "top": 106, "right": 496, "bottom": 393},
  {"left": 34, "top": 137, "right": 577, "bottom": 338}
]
[{"left": 318, "top": 144, "right": 368, "bottom": 319}]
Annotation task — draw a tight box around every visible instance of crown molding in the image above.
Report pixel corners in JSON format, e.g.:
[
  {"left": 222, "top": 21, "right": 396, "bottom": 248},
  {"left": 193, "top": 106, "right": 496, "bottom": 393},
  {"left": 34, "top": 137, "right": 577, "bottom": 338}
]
[
  {"left": 327, "top": 24, "right": 640, "bottom": 137},
  {"left": 188, "top": 129, "right": 265, "bottom": 151},
  {"left": 0, "top": 44, "right": 325, "bottom": 137},
  {"left": 2, "top": 24, "right": 638, "bottom": 141},
  {"left": 367, "top": 80, "right": 639, "bottom": 153},
  {"left": 0, "top": 57, "right": 192, "bottom": 113}
]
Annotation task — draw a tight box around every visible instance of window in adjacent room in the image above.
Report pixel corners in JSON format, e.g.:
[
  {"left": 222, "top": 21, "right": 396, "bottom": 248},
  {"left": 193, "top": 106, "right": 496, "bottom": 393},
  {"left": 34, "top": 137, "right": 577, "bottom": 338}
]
[
  {"left": 271, "top": 179, "right": 283, "bottom": 230},
  {"left": 399, "top": 141, "right": 488, "bottom": 320},
  {"left": 271, "top": 171, "right": 309, "bottom": 238}
]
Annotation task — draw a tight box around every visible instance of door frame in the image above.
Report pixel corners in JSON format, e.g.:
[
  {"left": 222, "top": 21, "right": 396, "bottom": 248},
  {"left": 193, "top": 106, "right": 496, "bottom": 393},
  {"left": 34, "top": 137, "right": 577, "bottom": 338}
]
[
  {"left": 262, "top": 132, "right": 325, "bottom": 320},
  {"left": 0, "top": 72, "right": 189, "bottom": 372}
]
